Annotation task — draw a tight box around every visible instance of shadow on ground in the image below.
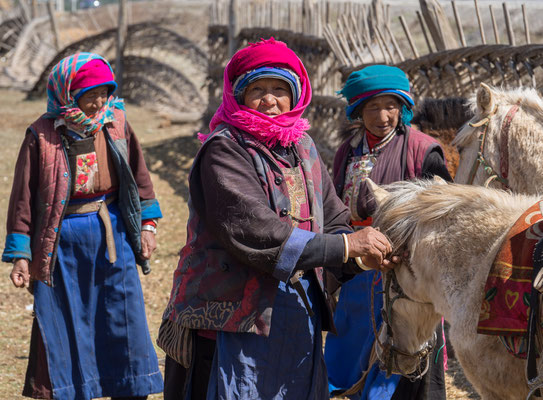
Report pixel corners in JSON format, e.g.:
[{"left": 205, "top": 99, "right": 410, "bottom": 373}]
[{"left": 143, "top": 133, "right": 201, "bottom": 202}]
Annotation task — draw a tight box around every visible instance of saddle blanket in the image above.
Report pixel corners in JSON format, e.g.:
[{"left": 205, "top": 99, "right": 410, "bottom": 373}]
[{"left": 477, "top": 200, "right": 543, "bottom": 338}]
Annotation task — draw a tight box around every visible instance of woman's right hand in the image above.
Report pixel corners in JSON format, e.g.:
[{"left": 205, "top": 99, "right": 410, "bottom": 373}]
[
  {"left": 10, "top": 259, "right": 30, "bottom": 288},
  {"left": 346, "top": 228, "right": 395, "bottom": 270}
]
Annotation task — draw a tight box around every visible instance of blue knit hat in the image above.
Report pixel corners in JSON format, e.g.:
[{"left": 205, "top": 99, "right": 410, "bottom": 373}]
[{"left": 340, "top": 65, "right": 414, "bottom": 122}]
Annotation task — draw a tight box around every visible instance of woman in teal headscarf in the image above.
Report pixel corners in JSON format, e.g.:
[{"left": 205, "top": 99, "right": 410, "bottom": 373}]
[{"left": 324, "top": 65, "right": 450, "bottom": 400}]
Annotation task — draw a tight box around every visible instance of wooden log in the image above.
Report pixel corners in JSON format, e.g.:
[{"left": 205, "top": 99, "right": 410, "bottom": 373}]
[
  {"left": 451, "top": 0, "right": 467, "bottom": 47},
  {"left": 474, "top": 0, "right": 486, "bottom": 44},
  {"left": 489, "top": 4, "right": 500, "bottom": 44},
  {"left": 419, "top": 0, "right": 457, "bottom": 50},
  {"left": 522, "top": 4, "right": 530, "bottom": 44},
  {"left": 502, "top": 2, "right": 515, "bottom": 46},
  {"left": 351, "top": 11, "right": 377, "bottom": 62},
  {"left": 399, "top": 15, "right": 419, "bottom": 58},
  {"left": 416, "top": 10, "right": 433, "bottom": 53}
]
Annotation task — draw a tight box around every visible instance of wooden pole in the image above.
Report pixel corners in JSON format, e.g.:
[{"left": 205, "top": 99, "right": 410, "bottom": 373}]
[
  {"left": 522, "top": 4, "right": 530, "bottom": 44},
  {"left": 451, "top": 0, "right": 467, "bottom": 47},
  {"left": 399, "top": 15, "right": 419, "bottom": 58},
  {"left": 489, "top": 5, "right": 500, "bottom": 44},
  {"left": 474, "top": 0, "right": 486, "bottom": 44},
  {"left": 115, "top": 0, "right": 127, "bottom": 97},
  {"left": 47, "top": 0, "right": 60, "bottom": 50},
  {"left": 502, "top": 2, "right": 515, "bottom": 46},
  {"left": 416, "top": 10, "right": 433, "bottom": 53},
  {"left": 228, "top": 0, "right": 238, "bottom": 57},
  {"left": 385, "top": 22, "right": 405, "bottom": 61}
]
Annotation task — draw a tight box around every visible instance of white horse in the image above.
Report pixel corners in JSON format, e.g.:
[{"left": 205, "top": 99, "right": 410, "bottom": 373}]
[
  {"left": 367, "top": 178, "right": 542, "bottom": 400},
  {"left": 453, "top": 82, "right": 543, "bottom": 195}
]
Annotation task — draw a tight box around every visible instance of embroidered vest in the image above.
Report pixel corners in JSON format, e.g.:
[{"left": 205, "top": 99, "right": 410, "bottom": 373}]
[
  {"left": 28, "top": 108, "right": 130, "bottom": 285},
  {"left": 163, "top": 125, "right": 328, "bottom": 336},
  {"left": 333, "top": 126, "right": 441, "bottom": 219}
]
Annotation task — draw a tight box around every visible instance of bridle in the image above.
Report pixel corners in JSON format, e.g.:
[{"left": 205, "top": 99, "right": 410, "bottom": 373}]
[
  {"left": 371, "top": 269, "right": 436, "bottom": 381},
  {"left": 465, "top": 104, "right": 519, "bottom": 189}
]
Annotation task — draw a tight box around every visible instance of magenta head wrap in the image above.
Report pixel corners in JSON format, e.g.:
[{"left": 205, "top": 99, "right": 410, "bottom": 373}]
[{"left": 201, "top": 38, "right": 312, "bottom": 148}]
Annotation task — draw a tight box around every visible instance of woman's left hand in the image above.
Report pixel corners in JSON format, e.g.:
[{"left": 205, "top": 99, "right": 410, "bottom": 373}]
[{"left": 140, "top": 230, "right": 156, "bottom": 260}]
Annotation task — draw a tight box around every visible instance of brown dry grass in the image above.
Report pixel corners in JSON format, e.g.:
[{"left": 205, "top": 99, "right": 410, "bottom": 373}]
[{"left": 0, "top": 89, "right": 478, "bottom": 399}]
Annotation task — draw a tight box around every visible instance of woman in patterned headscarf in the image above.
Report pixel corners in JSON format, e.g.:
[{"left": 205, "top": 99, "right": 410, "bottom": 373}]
[
  {"left": 159, "top": 39, "right": 400, "bottom": 400},
  {"left": 3, "top": 52, "right": 163, "bottom": 399},
  {"left": 324, "top": 65, "right": 451, "bottom": 400}
]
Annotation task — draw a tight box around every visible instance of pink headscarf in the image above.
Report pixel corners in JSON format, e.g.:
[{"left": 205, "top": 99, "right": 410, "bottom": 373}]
[{"left": 200, "top": 38, "right": 312, "bottom": 148}]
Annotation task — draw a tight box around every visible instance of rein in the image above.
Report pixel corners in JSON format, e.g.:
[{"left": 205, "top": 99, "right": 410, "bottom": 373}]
[
  {"left": 370, "top": 269, "right": 436, "bottom": 381},
  {"left": 466, "top": 104, "right": 519, "bottom": 189}
]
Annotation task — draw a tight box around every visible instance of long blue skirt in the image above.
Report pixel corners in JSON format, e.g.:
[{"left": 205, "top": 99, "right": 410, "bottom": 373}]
[
  {"left": 206, "top": 272, "right": 328, "bottom": 400},
  {"left": 32, "top": 201, "right": 163, "bottom": 400},
  {"left": 324, "top": 272, "right": 400, "bottom": 400}
]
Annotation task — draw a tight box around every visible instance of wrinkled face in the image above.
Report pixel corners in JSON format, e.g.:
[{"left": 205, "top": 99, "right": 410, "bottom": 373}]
[
  {"left": 243, "top": 78, "right": 292, "bottom": 116},
  {"left": 359, "top": 95, "right": 401, "bottom": 138},
  {"left": 77, "top": 86, "right": 109, "bottom": 117}
]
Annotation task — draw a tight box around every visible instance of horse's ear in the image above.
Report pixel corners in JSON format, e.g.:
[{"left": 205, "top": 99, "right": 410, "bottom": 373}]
[
  {"left": 432, "top": 175, "right": 448, "bottom": 185},
  {"left": 367, "top": 178, "right": 390, "bottom": 206},
  {"left": 477, "top": 83, "right": 497, "bottom": 116}
]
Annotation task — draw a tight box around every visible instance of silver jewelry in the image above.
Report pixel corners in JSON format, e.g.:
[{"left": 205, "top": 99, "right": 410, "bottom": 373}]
[{"left": 141, "top": 224, "right": 157, "bottom": 234}]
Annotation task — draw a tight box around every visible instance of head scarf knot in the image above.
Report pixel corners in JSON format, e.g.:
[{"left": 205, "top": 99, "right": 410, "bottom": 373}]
[
  {"left": 200, "top": 37, "right": 312, "bottom": 148},
  {"left": 46, "top": 52, "right": 124, "bottom": 136}
]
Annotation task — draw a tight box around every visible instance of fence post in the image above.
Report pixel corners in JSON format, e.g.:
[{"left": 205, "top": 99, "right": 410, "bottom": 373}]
[{"left": 115, "top": 0, "right": 127, "bottom": 96}]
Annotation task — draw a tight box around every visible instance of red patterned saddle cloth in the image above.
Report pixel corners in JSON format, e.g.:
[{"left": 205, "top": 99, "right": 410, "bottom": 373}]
[{"left": 477, "top": 200, "right": 543, "bottom": 338}]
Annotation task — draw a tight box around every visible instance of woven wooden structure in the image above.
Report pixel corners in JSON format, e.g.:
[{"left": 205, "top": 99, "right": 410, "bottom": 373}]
[{"left": 27, "top": 22, "right": 208, "bottom": 118}]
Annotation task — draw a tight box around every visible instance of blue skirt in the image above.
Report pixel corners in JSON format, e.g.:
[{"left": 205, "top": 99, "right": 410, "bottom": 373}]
[
  {"left": 324, "top": 272, "right": 400, "bottom": 400},
  {"left": 32, "top": 201, "right": 163, "bottom": 400},
  {"left": 206, "top": 272, "right": 328, "bottom": 400}
]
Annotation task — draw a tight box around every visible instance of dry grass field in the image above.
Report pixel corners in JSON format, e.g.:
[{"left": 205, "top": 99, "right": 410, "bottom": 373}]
[{"left": 0, "top": 88, "right": 479, "bottom": 399}]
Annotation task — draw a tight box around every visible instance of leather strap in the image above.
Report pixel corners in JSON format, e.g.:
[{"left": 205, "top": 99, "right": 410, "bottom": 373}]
[
  {"left": 65, "top": 196, "right": 117, "bottom": 263},
  {"left": 499, "top": 104, "right": 519, "bottom": 180}
]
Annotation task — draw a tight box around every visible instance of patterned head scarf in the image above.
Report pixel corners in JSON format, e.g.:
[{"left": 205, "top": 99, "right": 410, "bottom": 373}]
[{"left": 46, "top": 52, "right": 124, "bottom": 136}]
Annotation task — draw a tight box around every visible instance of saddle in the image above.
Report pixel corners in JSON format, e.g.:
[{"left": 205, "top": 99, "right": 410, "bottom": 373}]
[{"left": 476, "top": 200, "right": 543, "bottom": 398}]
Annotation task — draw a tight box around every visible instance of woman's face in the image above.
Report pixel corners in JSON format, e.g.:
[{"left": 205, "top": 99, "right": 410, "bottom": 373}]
[
  {"left": 243, "top": 78, "right": 292, "bottom": 116},
  {"left": 359, "top": 95, "right": 401, "bottom": 137},
  {"left": 77, "top": 86, "right": 109, "bottom": 117}
]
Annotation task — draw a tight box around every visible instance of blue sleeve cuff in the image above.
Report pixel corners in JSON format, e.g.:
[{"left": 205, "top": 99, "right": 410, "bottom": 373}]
[
  {"left": 273, "top": 228, "right": 316, "bottom": 282},
  {"left": 141, "top": 198, "right": 163, "bottom": 220},
  {"left": 2, "top": 233, "right": 32, "bottom": 262}
]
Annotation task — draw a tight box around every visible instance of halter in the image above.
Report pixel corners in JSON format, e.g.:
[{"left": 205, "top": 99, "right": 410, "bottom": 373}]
[
  {"left": 466, "top": 104, "right": 519, "bottom": 189},
  {"left": 371, "top": 269, "right": 436, "bottom": 381}
]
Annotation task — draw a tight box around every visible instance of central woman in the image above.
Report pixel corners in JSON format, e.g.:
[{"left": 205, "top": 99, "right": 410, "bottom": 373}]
[{"left": 161, "top": 38, "right": 398, "bottom": 399}]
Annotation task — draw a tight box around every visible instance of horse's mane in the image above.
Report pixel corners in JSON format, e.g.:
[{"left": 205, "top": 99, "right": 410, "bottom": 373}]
[
  {"left": 412, "top": 97, "right": 471, "bottom": 131},
  {"left": 373, "top": 180, "right": 538, "bottom": 251},
  {"left": 453, "top": 86, "right": 543, "bottom": 148}
]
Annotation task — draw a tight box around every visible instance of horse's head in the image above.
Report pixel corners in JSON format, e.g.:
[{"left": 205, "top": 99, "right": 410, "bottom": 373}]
[
  {"left": 367, "top": 178, "right": 445, "bottom": 379},
  {"left": 453, "top": 82, "right": 543, "bottom": 194}
]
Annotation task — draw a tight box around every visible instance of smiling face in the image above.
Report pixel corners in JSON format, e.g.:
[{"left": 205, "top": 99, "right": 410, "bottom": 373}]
[
  {"left": 77, "top": 86, "right": 109, "bottom": 117},
  {"left": 243, "top": 78, "right": 293, "bottom": 116},
  {"left": 359, "top": 95, "right": 402, "bottom": 137}
]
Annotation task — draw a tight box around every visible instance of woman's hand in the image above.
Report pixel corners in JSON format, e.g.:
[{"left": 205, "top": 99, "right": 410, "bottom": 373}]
[
  {"left": 140, "top": 230, "right": 157, "bottom": 260},
  {"left": 347, "top": 228, "right": 399, "bottom": 271},
  {"left": 10, "top": 259, "right": 30, "bottom": 288}
]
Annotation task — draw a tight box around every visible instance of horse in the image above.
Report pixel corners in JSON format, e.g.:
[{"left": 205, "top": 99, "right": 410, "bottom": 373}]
[
  {"left": 366, "top": 177, "right": 543, "bottom": 400},
  {"left": 453, "top": 82, "right": 543, "bottom": 194}
]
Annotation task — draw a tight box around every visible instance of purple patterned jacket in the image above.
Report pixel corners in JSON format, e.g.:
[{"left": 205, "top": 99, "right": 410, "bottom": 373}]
[{"left": 163, "top": 125, "right": 350, "bottom": 336}]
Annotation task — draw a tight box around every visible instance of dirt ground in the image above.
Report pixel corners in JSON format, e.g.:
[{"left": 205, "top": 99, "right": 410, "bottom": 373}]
[{"left": 0, "top": 88, "right": 479, "bottom": 399}]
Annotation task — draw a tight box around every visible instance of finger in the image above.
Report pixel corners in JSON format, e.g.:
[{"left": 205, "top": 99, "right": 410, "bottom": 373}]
[
  {"left": 372, "top": 231, "right": 392, "bottom": 253},
  {"left": 10, "top": 273, "right": 23, "bottom": 288},
  {"left": 23, "top": 273, "right": 30, "bottom": 288},
  {"left": 390, "top": 255, "right": 402, "bottom": 264}
]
